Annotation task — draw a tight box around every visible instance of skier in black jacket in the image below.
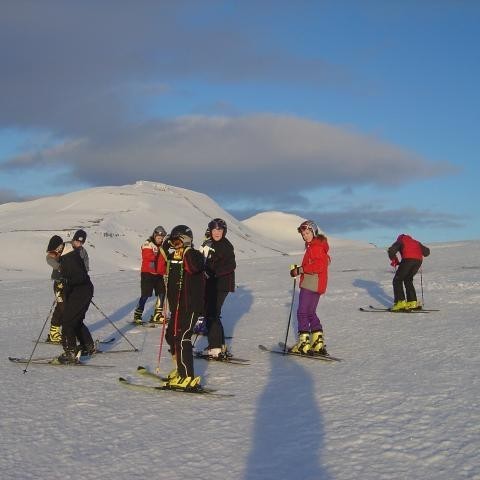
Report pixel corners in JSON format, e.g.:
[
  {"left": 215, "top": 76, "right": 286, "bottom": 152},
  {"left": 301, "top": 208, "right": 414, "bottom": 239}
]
[
  {"left": 164, "top": 225, "right": 205, "bottom": 390},
  {"left": 53, "top": 231, "right": 94, "bottom": 364},
  {"left": 201, "top": 218, "right": 236, "bottom": 358}
]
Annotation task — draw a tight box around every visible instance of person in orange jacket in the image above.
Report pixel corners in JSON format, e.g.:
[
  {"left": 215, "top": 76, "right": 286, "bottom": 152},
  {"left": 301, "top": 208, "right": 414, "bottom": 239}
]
[
  {"left": 388, "top": 233, "right": 430, "bottom": 311},
  {"left": 133, "top": 226, "right": 168, "bottom": 324},
  {"left": 289, "top": 220, "right": 331, "bottom": 355}
]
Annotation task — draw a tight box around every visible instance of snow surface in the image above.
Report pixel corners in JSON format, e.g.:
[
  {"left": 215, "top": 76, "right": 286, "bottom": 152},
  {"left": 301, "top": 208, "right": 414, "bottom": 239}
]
[{"left": 1, "top": 182, "right": 479, "bottom": 479}]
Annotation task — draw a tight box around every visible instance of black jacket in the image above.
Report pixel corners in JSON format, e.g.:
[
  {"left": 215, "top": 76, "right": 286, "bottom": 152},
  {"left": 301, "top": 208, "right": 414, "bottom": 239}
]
[
  {"left": 167, "top": 247, "right": 205, "bottom": 314},
  {"left": 60, "top": 248, "right": 92, "bottom": 295},
  {"left": 205, "top": 237, "right": 236, "bottom": 292}
]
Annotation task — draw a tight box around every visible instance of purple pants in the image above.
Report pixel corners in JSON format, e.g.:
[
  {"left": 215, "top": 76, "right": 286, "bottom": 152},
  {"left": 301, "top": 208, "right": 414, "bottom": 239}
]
[{"left": 296, "top": 287, "right": 322, "bottom": 333}]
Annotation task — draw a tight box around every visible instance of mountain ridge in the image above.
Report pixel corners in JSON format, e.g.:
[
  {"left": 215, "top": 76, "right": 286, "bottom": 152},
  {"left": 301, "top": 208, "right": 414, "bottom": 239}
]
[{"left": 0, "top": 181, "right": 369, "bottom": 279}]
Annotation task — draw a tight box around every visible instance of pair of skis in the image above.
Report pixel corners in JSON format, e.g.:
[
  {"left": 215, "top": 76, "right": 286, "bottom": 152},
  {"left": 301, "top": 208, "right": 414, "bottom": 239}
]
[
  {"left": 9, "top": 343, "right": 137, "bottom": 368},
  {"left": 8, "top": 356, "right": 115, "bottom": 368},
  {"left": 34, "top": 336, "right": 117, "bottom": 346},
  {"left": 194, "top": 351, "right": 249, "bottom": 365},
  {"left": 359, "top": 305, "right": 439, "bottom": 314},
  {"left": 259, "top": 343, "right": 342, "bottom": 362},
  {"left": 118, "top": 365, "right": 234, "bottom": 397}
]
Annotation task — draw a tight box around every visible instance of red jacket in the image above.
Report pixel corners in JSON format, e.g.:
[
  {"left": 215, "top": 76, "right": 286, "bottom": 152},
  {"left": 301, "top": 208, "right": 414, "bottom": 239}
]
[
  {"left": 140, "top": 238, "right": 167, "bottom": 275},
  {"left": 300, "top": 236, "right": 330, "bottom": 294},
  {"left": 388, "top": 234, "right": 430, "bottom": 261}
]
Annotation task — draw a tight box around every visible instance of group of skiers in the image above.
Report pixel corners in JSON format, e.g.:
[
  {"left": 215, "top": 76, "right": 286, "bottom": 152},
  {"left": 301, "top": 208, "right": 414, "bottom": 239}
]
[
  {"left": 45, "top": 219, "right": 236, "bottom": 391},
  {"left": 45, "top": 217, "right": 429, "bottom": 391}
]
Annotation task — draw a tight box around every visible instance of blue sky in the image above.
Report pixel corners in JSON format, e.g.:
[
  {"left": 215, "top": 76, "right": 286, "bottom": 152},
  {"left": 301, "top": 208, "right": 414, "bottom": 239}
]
[{"left": 0, "top": 1, "right": 479, "bottom": 246}]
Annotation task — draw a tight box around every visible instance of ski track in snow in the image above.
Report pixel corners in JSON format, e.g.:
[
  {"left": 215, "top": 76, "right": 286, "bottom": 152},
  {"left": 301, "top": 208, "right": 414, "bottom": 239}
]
[{"left": 1, "top": 244, "right": 480, "bottom": 479}]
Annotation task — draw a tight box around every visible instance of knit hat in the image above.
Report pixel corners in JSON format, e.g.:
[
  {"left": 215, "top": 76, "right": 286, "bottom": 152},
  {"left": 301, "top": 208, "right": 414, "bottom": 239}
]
[
  {"left": 47, "top": 235, "right": 64, "bottom": 252},
  {"left": 72, "top": 229, "right": 87, "bottom": 242}
]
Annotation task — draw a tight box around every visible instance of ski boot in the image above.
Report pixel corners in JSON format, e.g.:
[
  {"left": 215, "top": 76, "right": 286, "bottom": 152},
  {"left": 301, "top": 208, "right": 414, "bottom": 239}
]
[
  {"left": 164, "top": 375, "right": 202, "bottom": 391},
  {"left": 390, "top": 300, "right": 407, "bottom": 312},
  {"left": 51, "top": 348, "right": 79, "bottom": 365},
  {"left": 46, "top": 325, "right": 62, "bottom": 344},
  {"left": 289, "top": 332, "right": 311, "bottom": 354},
  {"left": 310, "top": 331, "right": 327, "bottom": 355},
  {"left": 219, "top": 344, "right": 233, "bottom": 360},
  {"left": 166, "top": 367, "right": 178, "bottom": 381},
  {"left": 77, "top": 342, "right": 97, "bottom": 357},
  {"left": 149, "top": 307, "right": 165, "bottom": 324},
  {"left": 204, "top": 346, "right": 222, "bottom": 359},
  {"left": 405, "top": 300, "right": 421, "bottom": 310},
  {"left": 133, "top": 307, "right": 144, "bottom": 325}
]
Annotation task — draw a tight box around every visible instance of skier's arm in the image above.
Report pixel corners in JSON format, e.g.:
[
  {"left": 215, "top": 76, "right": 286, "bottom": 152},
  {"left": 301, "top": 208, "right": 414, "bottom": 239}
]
[
  {"left": 184, "top": 249, "right": 204, "bottom": 274},
  {"left": 420, "top": 243, "right": 430, "bottom": 257},
  {"left": 387, "top": 241, "right": 401, "bottom": 260}
]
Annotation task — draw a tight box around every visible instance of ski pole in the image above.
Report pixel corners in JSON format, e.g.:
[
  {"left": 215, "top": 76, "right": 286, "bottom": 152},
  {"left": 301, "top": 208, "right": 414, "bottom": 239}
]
[
  {"left": 420, "top": 267, "right": 424, "bottom": 306},
  {"left": 282, "top": 275, "right": 297, "bottom": 353},
  {"left": 155, "top": 291, "right": 169, "bottom": 374},
  {"left": 90, "top": 300, "right": 139, "bottom": 351},
  {"left": 23, "top": 298, "right": 57, "bottom": 374}
]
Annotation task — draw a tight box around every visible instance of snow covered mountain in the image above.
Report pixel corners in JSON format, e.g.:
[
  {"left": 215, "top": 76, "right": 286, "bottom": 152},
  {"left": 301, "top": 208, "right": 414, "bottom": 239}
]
[
  {"left": 243, "top": 211, "right": 367, "bottom": 250},
  {"left": 0, "top": 181, "right": 371, "bottom": 280}
]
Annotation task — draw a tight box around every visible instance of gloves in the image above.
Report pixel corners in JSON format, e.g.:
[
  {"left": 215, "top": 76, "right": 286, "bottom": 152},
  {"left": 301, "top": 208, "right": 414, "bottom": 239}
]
[
  {"left": 177, "top": 234, "right": 192, "bottom": 248},
  {"left": 199, "top": 243, "right": 214, "bottom": 258},
  {"left": 290, "top": 265, "right": 303, "bottom": 277},
  {"left": 390, "top": 257, "right": 399, "bottom": 267}
]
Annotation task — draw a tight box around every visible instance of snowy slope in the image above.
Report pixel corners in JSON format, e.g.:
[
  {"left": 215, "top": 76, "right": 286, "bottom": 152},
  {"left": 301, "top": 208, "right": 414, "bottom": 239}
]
[
  {"left": 0, "top": 181, "right": 294, "bottom": 279},
  {"left": 0, "top": 183, "right": 479, "bottom": 480}
]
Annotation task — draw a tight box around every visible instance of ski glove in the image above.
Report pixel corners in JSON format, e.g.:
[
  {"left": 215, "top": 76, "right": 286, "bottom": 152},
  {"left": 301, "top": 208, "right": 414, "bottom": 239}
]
[
  {"left": 177, "top": 234, "right": 192, "bottom": 248},
  {"left": 290, "top": 265, "right": 303, "bottom": 277},
  {"left": 390, "top": 257, "right": 399, "bottom": 267}
]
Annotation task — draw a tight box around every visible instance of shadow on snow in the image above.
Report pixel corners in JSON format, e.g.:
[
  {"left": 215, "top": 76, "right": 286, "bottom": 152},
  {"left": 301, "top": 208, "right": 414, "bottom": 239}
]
[{"left": 245, "top": 355, "right": 332, "bottom": 480}]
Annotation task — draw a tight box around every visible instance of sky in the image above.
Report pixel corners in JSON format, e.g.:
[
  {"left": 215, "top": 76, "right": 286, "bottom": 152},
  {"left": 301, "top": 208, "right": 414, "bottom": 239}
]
[{"left": 1, "top": 0, "right": 479, "bottom": 246}]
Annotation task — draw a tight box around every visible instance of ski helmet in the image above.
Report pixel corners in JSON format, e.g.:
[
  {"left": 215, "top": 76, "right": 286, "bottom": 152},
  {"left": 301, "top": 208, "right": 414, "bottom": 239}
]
[
  {"left": 297, "top": 220, "right": 319, "bottom": 236},
  {"left": 170, "top": 224, "right": 193, "bottom": 241},
  {"left": 72, "top": 229, "right": 87, "bottom": 243},
  {"left": 153, "top": 225, "right": 167, "bottom": 237},
  {"left": 208, "top": 218, "right": 227, "bottom": 236}
]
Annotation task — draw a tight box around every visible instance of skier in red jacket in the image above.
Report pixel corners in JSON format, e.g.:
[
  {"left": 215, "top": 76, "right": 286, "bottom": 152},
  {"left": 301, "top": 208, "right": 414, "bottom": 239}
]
[
  {"left": 289, "top": 220, "right": 331, "bottom": 355},
  {"left": 133, "top": 226, "right": 168, "bottom": 324},
  {"left": 388, "top": 234, "right": 430, "bottom": 311}
]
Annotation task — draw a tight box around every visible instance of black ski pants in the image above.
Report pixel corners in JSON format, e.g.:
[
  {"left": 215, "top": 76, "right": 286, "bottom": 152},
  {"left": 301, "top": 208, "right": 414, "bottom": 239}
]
[
  {"left": 165, "top": 308, "right": 199, "bottom": 378},
  {"left": 205, "top": 280, "right": 229, "bottom": 349},
  {"left": 392, "top": 259, "right": 422, "bottom": 303},
  {"left": 62, "top": 282, "right": 94, "bottom": 352}
]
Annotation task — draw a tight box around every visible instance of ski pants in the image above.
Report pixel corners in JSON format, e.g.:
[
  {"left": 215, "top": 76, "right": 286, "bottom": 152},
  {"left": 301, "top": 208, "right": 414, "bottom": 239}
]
[
  {"left": 138, "top": 273, "right": 165, "bottom": 310},
  {"left": 297, "top": 287, "right": 322, "bottom": 333},
  {"left": 51, "top": 281, "right": 65, "bottom": 328},
  {"left": 392, "top": 259, "right": 422, "bottom": 303},
  {"left": 205, "top": 280, "right": 229, "bottom": 349},
  {"left": 62, "top": 282, "right": 94, "bottom": 352},
  {"left": 165, "top": 308, "right": 199, "bottom": 378}
]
